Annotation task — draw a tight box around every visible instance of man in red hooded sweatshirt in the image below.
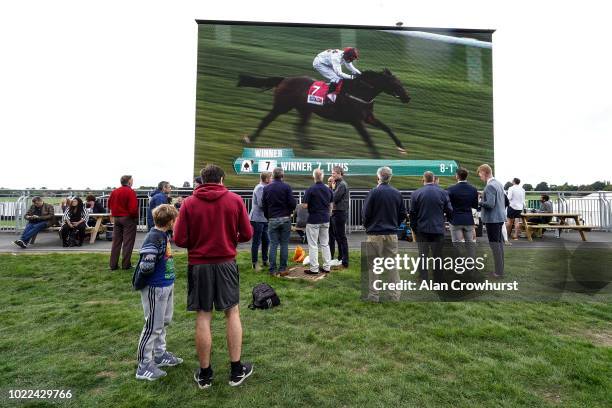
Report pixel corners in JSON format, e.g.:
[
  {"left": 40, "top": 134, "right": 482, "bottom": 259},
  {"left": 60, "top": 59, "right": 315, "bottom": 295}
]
[{"left": 174, "top": 164, "right": 254, "bottom": 389}]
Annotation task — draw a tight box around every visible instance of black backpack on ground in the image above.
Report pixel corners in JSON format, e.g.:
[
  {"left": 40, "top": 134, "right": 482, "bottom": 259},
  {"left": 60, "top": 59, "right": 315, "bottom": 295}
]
[{"left": 248, "top": 283, "right": 280, "bottom": 310}]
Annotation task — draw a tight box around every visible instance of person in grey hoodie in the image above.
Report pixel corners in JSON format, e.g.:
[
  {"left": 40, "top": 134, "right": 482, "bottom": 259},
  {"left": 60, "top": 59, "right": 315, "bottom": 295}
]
[
  {"left": 249, "top": 172, "right": 271, "bottom": 270},
  {"left": 477, "top": 164, "right": 506, "bottom": 277}
]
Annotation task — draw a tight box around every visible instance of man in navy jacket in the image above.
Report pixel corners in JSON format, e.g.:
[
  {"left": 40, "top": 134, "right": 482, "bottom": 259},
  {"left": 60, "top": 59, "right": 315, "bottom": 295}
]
[
  {"left": 446, "top": 168, "right": 479, "bottom": 243},
  {"left": 409, "top": 171, "right": 453, "bottom": 281},
  {"left": 262, "top": 167, "right": 297, "bottom": 275},
  {"left": 363, "top": 167, "right": 407, "bottom": 302}
]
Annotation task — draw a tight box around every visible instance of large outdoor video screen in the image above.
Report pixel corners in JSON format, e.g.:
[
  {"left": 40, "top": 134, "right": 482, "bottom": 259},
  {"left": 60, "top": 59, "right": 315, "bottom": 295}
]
[{"left": 195, "top": 21, "right": 494, "bottom": 189}]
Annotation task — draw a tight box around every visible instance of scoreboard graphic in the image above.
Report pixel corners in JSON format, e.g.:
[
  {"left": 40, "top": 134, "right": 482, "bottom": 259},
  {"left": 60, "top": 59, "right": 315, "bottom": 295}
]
[{"left": 234, "top": 148, "right": 459, "bottom": 177}]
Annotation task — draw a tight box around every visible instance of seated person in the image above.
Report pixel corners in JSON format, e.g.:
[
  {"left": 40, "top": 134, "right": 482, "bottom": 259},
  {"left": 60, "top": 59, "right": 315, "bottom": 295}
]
[
  {"left": 13, "top": 196, "right": 56, "bottom": 248},
  {"left": 60, "top": 197, "right": 89, "bottom": 247},
  {"left": 85, "top": 194, "right": 107, "bottom": 227},
  {"left": 529, "top": 194, "right": 554, "bottom": 224},
  {"left": 60, "top": 195, "right": 74, "bottom": 212}
]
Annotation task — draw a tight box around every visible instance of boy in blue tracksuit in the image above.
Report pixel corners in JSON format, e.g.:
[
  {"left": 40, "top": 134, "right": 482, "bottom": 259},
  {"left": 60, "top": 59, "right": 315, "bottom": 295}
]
[{"left": 134, "top": 204, "right": 182, "bottom": 381}]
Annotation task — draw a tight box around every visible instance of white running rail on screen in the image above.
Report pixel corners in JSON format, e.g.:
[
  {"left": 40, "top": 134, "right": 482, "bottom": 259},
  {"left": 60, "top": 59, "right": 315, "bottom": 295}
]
[{"left": 385, "top": 30, "right": 492, "bottom": 49}]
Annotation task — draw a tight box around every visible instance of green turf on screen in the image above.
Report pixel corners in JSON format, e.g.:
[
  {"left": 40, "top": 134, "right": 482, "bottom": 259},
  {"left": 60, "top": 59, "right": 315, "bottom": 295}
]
[{"left": 195, "top": 24, "right": 493, "bottom": 189}]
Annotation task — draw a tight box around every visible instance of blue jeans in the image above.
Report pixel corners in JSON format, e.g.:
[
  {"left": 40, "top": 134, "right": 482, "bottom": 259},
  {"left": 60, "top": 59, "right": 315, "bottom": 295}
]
[
  {"left": 268, "top": 217, "right": 291, "bottom": 273},
  {"left": 250, "top": 221, "right": 269, "bottom": 264},
  {"left": 21, "top": 222, "right": 48, "bottom": 244}
]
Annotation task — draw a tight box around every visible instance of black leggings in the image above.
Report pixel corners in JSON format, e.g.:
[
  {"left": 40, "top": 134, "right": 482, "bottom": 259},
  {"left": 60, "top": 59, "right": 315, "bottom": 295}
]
[{"left": 60, "top": 223, "right": 86, "bottom": 246}]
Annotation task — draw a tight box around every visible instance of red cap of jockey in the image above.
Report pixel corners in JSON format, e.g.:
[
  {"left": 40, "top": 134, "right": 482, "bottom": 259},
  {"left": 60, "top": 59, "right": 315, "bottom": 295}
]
[{"left": 343, "top": 47, "right": 359, "bottom": 61}]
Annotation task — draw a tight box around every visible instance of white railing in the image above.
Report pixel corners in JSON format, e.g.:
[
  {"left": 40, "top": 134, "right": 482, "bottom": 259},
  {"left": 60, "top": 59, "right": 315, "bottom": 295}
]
[{"left": 5, "top": 190, "right": 612, "bottom": 233}]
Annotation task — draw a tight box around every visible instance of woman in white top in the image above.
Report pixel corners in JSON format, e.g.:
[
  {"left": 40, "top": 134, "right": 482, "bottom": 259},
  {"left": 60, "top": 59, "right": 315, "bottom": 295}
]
[
  {"left": 506, "top": 178, "right": 526, "bottom": 240},
  {"left": 60, "top": 197, "right": 89, "bottom": 247}
]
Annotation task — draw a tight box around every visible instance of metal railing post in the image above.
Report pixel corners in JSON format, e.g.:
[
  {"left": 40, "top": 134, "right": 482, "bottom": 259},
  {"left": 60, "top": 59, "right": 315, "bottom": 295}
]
[
  {"left": 598, "top": 192, "right": 605, "bottom": 231},
  {"left": 348, "top": 191, "right": 352, "bottom": 234}
]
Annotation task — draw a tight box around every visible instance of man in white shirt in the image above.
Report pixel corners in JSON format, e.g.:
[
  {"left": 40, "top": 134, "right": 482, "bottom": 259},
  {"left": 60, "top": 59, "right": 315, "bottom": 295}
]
[
  {"left": 312, "top": 47, "right": 361, "bottom": 99},
  {"left": 506, "top": 178, "right": 525, "bottom": 240}
]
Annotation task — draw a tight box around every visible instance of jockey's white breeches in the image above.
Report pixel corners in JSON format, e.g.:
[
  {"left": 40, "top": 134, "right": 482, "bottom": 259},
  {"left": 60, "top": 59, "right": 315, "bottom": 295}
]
[{"left": 312, "top": 58, "right": 341, "bottom": 83}]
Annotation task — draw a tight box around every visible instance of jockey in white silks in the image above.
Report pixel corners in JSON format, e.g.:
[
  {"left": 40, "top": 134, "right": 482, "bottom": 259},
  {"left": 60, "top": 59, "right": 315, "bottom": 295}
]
[{"left": 312, "top": 47, "right": 361, "bottom": 102}]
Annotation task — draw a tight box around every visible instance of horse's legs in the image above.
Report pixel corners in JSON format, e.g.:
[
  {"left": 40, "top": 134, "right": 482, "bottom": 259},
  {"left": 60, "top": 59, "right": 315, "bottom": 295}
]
[
  {"left": 244, "top": 109, "right": 283, "bottom": 144},
  {"left": 352, "top": 121, "right": 381, "bottom": 159},
  {"left": 295, "top": 109, "right": 313, "bottom": 149},
  {"left": 367, "top": 115, "right": 407, "bottom": 154}
]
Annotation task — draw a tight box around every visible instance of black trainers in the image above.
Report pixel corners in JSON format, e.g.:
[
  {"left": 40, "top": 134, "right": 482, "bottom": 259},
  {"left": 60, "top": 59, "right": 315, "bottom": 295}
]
[
  {"left": 229, "top": 362, "right": 253, "bottom": 387},
  {"left": 13, "top": 240, "right": 26, "bottom": 249},
  {"left": 194, "top": 369, "right": 213, "bottom": 389}
]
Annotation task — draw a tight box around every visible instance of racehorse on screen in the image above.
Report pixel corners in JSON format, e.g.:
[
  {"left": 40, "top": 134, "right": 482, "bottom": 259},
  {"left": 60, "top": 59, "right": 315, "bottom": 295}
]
[{"left": 237, "top": 69, "right": 411, "bottom": 158}]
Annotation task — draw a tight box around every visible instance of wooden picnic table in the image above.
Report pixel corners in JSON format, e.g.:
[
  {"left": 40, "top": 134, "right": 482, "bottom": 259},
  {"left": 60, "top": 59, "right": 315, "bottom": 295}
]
[
  {"left": 521, "top": 212, "right": 592, "bottom": 241},
  {"left": 87, "top": 213, "right": 111, "bottom": 243},
  {"left": 54, "top": 212, "right": 110, "bottom": 244}
]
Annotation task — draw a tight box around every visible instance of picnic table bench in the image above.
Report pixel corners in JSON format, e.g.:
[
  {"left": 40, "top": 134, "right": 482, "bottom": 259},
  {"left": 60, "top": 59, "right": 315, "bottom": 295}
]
[
  {"left": 30, "top": 213, "right": 111, "bottom": 245},
  {"left": 521, "top": 212, "right": 593, "bottom": 241}
]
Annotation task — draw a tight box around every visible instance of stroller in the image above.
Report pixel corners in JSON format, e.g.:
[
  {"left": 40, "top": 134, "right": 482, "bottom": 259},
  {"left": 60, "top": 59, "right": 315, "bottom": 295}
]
[{"left": 294, "top": 206, "right": 309, "bottom": 244}]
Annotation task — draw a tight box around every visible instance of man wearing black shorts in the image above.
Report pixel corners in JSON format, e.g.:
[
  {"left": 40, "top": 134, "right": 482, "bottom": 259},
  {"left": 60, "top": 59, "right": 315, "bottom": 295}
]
[{"left": 174, "top": 165, "right": 254, "bottom": 389}]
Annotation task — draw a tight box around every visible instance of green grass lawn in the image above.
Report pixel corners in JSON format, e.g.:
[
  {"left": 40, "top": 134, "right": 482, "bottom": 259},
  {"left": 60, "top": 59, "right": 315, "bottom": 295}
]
[{"left": 1, "top": 252, "right": 611, "bottom": 407}]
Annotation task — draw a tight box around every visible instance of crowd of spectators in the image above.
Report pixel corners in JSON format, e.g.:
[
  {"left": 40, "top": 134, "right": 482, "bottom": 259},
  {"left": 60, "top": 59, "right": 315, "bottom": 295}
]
[
  {"left": 13, "top": 164, "right": 541, "bottom": 272},
  {"left": 11, "top": 163, "right": 544, "bottom": 275}
]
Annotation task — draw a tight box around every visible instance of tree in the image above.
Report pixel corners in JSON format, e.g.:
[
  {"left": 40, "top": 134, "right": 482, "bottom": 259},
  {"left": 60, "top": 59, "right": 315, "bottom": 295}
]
[
  {"left": 556, "top": 182, "right": 577, "bottom": 191},
  {"left": 523, "top": 184, "right": 533, "bottom": 191},
  {"left": 40, "top": 187, "right": 47, "bottom": 190},
  {"left": 591, "top": 181, "right": 606, "bottom": 191},
  {"left": 182, "top": 181, "right": 191, "bottom": 188},
  {"left": 535, "top": 182, "right": 549, "bottom": 191},
  {"left": 503, "top": 181, "right": 513, "bottom": 190}
]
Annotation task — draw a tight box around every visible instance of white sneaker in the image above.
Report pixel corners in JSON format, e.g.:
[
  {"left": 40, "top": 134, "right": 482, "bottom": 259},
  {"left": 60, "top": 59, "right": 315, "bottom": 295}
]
[{"left": 135, "top": 362, "right": 167, "bottom": 381}]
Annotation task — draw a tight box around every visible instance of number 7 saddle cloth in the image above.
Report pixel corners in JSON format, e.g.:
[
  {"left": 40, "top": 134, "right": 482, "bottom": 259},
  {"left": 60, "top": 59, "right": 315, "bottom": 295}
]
[{"left": 306, "top": 80, "right": 344, "bottom": 105}]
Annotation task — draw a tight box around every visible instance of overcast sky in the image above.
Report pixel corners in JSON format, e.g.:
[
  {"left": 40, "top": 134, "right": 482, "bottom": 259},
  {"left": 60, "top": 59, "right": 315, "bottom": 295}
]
[{"left": 1, "top": 0, "right": 610, "bottom": 189}]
